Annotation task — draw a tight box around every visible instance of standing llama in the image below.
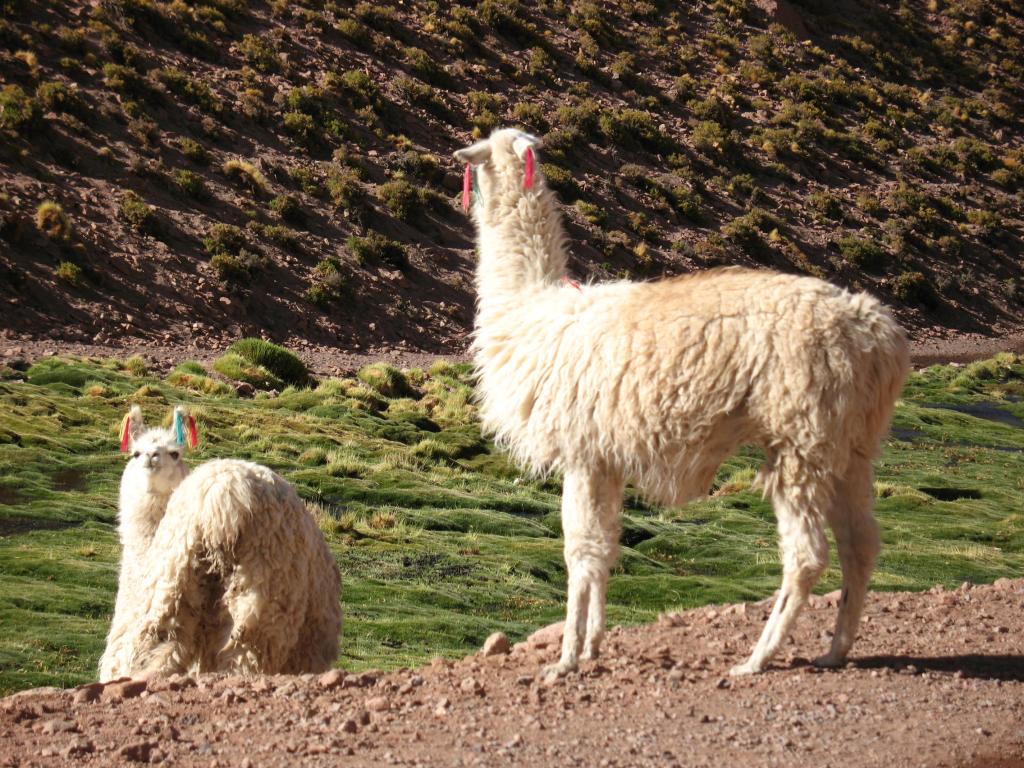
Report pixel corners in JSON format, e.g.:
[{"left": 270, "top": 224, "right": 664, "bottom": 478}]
[
  {"left": 99, "top": 406, "right": 341, "bottom": 680},
  {"left": 455, "top": 128, "right": 909, "bottom": 679}
]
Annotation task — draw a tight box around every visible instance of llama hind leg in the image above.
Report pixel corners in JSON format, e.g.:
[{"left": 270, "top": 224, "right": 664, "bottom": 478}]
[
  {"left": 543, "top": 466, "right": 623, "bottom": 680},
  {"left": 815, "top": 456, "right": 879, "bottom": 667},
  {"left": 731, "top": 479, "right": 830, "bottom": 676}
]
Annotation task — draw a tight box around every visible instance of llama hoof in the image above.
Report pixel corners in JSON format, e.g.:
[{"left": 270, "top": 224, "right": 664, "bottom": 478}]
[
  {"left": 580, "top": 647, "right": 600, "bottom": 662},
  {"left": 541, "top": 660, "right": 577, "bottom": 682},
  {"left": 729, "top": 661, "right": 762, "bottom": 677},
  {"left": 812, "top": 652, "right": 845, "bottom": 668}
]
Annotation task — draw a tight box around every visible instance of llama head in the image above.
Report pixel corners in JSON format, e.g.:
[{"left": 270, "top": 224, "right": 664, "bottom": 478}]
[
  {"left": 120, "top": 405, "right": 192, "bottom": 496},
  {"left": 454, "top": 128, "right": 540, "bottom": 209}
]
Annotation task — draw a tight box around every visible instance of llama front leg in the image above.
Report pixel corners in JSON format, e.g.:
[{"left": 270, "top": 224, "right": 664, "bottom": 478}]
[{"left": 543, "top": 466, "right": 623, "bottom": 681}]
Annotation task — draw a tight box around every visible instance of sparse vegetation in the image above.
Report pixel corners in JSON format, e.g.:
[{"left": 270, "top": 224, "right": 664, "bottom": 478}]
[
  {"left": 226, "top": 337, "right": 309, "bottom": 387},
  {"left": 0, "top": 84, "right": 37, "bottom": 131},
  {"left": 35, "top": 201, "right": 72, "bottom": 242},
  {"left": 203, "top": 223, "right": 262, "bottom": 282},
  {"left": 117, "top": 191, "right": 157, "bottom": 234},
  {"left": 54, "top": 260, "right": 81, "bottom": 284},
  {"left": 223, "top": 158, "right": 268, "bottom": 195},
  {"left": 347, "top": 231, "right": 408, "bottom": 270}
]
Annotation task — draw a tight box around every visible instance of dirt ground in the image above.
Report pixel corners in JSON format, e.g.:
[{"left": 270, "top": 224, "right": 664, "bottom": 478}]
[{"left": 2, "top": 578, "right": 1022, "bottom": 767}]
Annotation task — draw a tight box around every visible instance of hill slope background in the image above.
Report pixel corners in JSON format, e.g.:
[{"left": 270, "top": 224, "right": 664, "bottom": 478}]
[{"left": 0, "top": 0, "right": 1022, "bottom": 355}]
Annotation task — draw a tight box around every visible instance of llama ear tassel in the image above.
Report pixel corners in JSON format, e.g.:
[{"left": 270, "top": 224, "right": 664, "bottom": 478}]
[
  {"left": 523, "top": 147, "right": 535, "bottom": 189},
  {"left": 462, "top": 163, "right": 472, "bottom": 212},
  {"left": 172, "top": 407, "right": 198, "bottom": 449},
  {"left": 119, "top": 413, "right": 132, "bottom": 453}
]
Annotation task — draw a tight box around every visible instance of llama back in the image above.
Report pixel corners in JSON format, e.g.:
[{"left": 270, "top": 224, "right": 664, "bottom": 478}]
[
  {"left": 169, "top": 458, "right": 341, "bottom": 667},
  {"left": 474, "top": 268, "right": 908, "bottom": 502}
]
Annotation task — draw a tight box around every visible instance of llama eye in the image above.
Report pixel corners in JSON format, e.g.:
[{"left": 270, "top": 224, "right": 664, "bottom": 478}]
[
  {"left": 169, "top": 451, "right": 180, "bottom": 461},
  {"left": 133, "top": 451, "right": 140, "bottom": 459}
]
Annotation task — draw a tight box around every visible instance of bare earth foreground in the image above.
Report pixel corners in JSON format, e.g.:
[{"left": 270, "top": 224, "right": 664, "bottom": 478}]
[{"left": 2, "top": 580, "right": 1022, "bottom": 768}]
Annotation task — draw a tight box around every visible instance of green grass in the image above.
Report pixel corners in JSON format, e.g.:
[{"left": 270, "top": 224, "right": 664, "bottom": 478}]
[{"left": 1, "top": 354, "right": 1023, "bottom": 694}]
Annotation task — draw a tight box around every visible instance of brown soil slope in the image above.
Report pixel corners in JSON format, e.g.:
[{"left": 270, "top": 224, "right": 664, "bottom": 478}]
[
  {"left": 1, "top": 1, "right": 1022, "bottom": 356},
  {"left": 3, "top": 578, "right": 1022, "bottom": 767}
]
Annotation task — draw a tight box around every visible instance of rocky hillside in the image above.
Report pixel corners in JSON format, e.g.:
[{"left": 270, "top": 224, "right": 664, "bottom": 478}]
[{"left": 0, "top": 0, "right": 1021, "bottom": 353}]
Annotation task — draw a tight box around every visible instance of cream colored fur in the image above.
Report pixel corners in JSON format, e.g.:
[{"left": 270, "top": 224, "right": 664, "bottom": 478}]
[
  {"left": 99, "top": 408, "right": 341, "bottom": 681},
  {"left": 456, "top": 128, "right": 910, "bottom": 679}
]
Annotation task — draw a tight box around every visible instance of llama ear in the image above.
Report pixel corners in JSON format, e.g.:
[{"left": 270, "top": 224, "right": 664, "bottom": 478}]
[
  {"left": 454, "top": 139, "right": 492, "bottom": 166},
  {"left": 511, "top": 133, "right": 540, "bottom": 161},
  {"left": 120, "top": 405, "right": 144, "bottom": 451}
]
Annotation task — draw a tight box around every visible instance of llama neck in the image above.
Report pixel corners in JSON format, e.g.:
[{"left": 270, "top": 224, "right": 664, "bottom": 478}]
[
  {"left": 118, "top": 491, "right": 172, "bottom": 557},
  {"left": 474, "top": 188, "right": 569, "bottom": 322}
]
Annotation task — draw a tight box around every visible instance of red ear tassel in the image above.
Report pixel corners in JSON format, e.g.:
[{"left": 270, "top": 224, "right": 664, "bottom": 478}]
[
  {"left": 119, "top": 414, "right": 131, "bottom": 453},
  {"left": 523, "top": 147, "right": 535, "bottom": 189},
  {"left": 187, "top": 415, "right": 198, "bottom": 449},
  {"left": 462, "top": 163, "right": 472, "bottom": 212}
]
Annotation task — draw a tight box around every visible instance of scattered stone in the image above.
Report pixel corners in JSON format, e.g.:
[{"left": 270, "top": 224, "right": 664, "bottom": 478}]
[
  {"left": 61, "top": 738, "right": 95, "bottom": 758},
  {"left": 73, "top": 683, "right": 104, "bottom": 705},
  {"left": 525, "top": 622, "right": 564, "bottom": 649},
  {"left": 38, "top": 718, "right": 78, "bottom": 735},
  {"left": 102, "top": 680, "right": 148, "bottom": 702},
  {"left": 319, "top": 669, "right": 346, "bottom": 690},
  {"left": 482, "top": 632, "right": 511, "bottom": 656},
  {"left": 366, "top": 696, "right": 390, "bottom": 712},
  {"left": 358, "top": 670, "right": 383, "bottom": 687},
  {"left": 341, "top": 719, "right": 358, "bottom": 734},
  {"left": 992, "top": 578, "right": 1014, "bottom": 591},
  {"left": 118, "top": 741, "right": 157, "bottom": 763}
]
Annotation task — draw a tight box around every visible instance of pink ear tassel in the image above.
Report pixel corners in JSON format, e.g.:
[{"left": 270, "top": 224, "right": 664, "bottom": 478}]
[
  {"left": 462, "top": 163, "right": 472, "bottom": 212},
  {"left": 523, "top": 147, "right": 535, "bottom": 189}
]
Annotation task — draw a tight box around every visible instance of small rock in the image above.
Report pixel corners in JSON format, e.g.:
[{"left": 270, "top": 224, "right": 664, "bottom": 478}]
[
  {"left": 822, "top": 589, "right": 842, "bottom": 606},
  {"left": 61, "top": 738, "right": 95, "bottom": 758},
  {"left": 103, "top": 680, "right": 148, "bottom": 702},
  {"left": 118, "top": 741, "right": 157, "bottom": 763},
  {"left": 460, "top": 677, "right": 484, "bottom": 696},
  {"left": 73, "top": 683, "right": 104, "bottom": 705},
  {"left": 318, "top": 669, "right": 346, "bottom": 690},
  {"left": 365, "top": 696, "right": 390, "bottom": 712},
  {"left": 992, "top": 577, "right": 1014, "bottom": 591},
  {"left": 340, "top": 719, "right": 358, "bottom": 734},
  {"left": 358, "top": 670, "right": 383, "bottom": 687},
  {"left": 525, "top": 621, "right": 564, "bottom": 649},
  {"left": 38, "top": 718, "right": 78, "bottom": 735},
  {"left": 482, "top": 632, "right": 510, "bottom": 656}
]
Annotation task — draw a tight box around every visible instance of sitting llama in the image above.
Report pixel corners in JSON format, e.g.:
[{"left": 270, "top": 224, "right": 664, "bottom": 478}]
[
  {"left": 99, "top": 406, "right": 341, "bottom": 680},
  {"left": 454, "top": 128, "right": 910, "bottom": 679}
]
